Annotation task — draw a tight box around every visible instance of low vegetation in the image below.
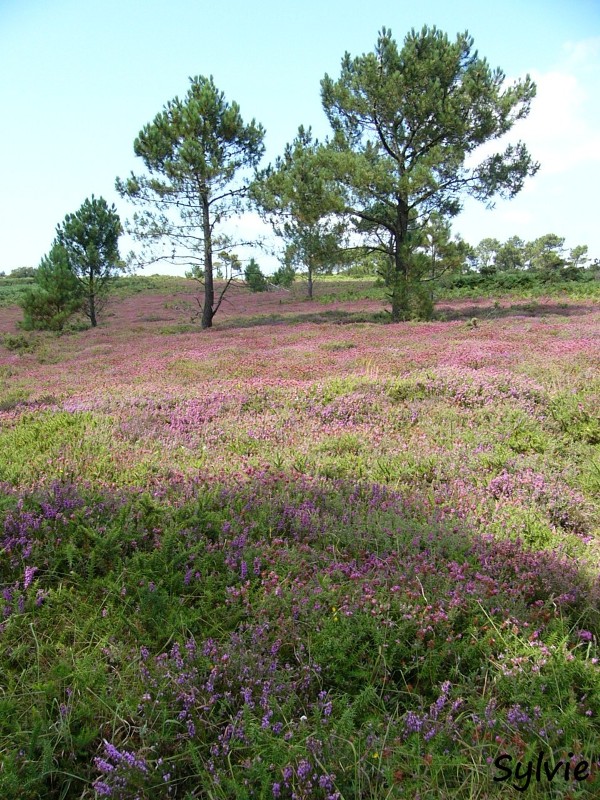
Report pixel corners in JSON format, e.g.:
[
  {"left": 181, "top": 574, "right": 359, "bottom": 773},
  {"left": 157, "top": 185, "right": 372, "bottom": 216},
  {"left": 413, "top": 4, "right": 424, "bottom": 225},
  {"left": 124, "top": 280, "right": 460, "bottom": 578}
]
[{"left": 1, "top": 278, "right": 599, "bottom": 798}]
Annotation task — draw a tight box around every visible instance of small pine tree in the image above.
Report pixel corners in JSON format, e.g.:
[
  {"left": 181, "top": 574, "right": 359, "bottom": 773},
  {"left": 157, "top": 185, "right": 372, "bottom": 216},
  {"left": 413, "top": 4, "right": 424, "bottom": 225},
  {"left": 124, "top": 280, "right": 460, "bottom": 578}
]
[
  {"left": 270, "top": 261, "right": 295, "bottom": 288},
  {"left": 20, "top": 244, "right": 84, "bottom": 330},
  {"left": 244, "top": 258, "right": 268, "bottom": 292},
  {"left": 55, "top": 195, "right": 123, "bottom": 327}
]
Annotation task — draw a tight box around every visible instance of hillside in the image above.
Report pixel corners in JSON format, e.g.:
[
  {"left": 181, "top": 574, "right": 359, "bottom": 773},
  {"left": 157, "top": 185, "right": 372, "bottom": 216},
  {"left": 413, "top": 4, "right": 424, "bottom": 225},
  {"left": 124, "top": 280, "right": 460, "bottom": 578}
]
[{"left": 1, "top": 280, "right": 600, "bottom": 798}]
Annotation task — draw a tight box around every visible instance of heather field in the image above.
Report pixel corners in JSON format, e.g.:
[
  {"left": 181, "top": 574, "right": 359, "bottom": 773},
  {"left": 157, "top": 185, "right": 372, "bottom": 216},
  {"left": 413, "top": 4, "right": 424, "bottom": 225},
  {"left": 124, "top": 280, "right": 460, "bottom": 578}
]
[{"left": 1, "top": 280, "right": 600, "bottom": 799}]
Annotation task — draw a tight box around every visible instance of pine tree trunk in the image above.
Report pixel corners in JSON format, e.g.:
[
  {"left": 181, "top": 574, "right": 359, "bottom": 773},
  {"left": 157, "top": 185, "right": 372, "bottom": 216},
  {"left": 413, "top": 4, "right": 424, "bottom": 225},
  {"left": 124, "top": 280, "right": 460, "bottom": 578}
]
[
  {"left": 390, "top": 250, "right": 410, "bottom": 322},
  {"left": 89, "top": 292, "right": 97, "bottom": 327},
  {"left": 390, "top": 206, "right": 410, "bottom": 322},
  {"left": 201, "top": 195, "right": 214, "bottom": 330}
]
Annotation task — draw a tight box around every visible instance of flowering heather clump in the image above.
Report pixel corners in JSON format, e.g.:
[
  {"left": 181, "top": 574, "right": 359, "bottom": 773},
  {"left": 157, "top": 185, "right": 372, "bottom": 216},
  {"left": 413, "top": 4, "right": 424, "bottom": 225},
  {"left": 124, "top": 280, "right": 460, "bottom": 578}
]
[
  {"left": 125, "top": 624, "right": 346, "bottom": 797},
  {"left": 1, "top": 474, "right": 598, "bottom": 797},
  {"left": 93, "top": 741, "right": 149, "bottom": 799}
]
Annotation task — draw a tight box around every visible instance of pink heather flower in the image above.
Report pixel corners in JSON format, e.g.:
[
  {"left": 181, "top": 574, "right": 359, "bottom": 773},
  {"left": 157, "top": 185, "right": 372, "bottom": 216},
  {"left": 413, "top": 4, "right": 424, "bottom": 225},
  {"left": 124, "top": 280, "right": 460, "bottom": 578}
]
[
  {"left": 24, "top": 566, "right": 38, "bottom": 589},
  {"left": 93, "top": 780, "right": 113, "bottom": 796},
  {"left": 297, "top": 760, "right": 311, "bottom": 780}
]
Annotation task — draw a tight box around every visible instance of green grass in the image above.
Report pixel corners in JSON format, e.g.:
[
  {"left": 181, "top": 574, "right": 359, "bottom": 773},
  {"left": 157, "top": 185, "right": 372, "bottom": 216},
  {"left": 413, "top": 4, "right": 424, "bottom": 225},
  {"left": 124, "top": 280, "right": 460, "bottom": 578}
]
[
  {"left": 0, "top": 276, "right": 35, "bottom": 307},
  {"left": 110, "top": 274, "right": 192, "bottom": 298}
]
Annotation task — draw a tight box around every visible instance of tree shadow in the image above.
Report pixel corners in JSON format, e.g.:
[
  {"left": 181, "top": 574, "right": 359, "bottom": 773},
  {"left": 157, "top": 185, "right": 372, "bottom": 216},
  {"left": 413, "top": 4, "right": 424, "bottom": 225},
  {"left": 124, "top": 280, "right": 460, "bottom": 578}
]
[
  {"left": 213, "top": 308, "right": 390, "bottom": 331},
  {"left": 436, "top": 300, "right": 598, "bottom": 322}
]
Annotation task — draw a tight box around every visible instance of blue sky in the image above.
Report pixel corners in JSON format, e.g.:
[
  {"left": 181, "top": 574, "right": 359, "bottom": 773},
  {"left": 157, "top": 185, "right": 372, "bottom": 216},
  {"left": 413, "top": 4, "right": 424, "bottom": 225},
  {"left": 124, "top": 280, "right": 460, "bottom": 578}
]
[{"left": 1, "top": 0, "right": 599, "bottom": 275}]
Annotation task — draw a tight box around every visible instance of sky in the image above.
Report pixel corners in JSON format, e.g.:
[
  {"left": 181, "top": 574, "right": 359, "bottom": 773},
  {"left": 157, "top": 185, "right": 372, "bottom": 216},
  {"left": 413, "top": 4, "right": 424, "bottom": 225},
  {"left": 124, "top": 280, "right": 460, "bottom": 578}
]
[{"left": 1, "top": 0, "right": 599, "bottom": 276}]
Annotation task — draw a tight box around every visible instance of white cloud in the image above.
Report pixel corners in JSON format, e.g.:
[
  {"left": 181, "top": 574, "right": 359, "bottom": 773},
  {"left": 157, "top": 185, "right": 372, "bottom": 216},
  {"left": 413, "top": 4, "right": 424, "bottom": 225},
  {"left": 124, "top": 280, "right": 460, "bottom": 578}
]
[
  {"left": 562, "top": 37, "right": 600, "bottom": 70},
  {"left": 467, "top": 53, "right": 600, "bottom": 176},
  {"left": 518, "top": 68, "right": 600, "bottom": 175},
  {"left": 457, "top": 38, "right": 600, "bottom": 256},
  {"left": 213, "top": 211, "right": 280, "bottom": 274}
]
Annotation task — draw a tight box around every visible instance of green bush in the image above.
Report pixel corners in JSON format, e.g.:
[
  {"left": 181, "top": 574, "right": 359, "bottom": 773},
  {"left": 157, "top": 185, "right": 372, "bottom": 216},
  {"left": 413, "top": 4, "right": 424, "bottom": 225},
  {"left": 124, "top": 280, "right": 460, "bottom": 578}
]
[
  {"left": 2, "top": 333, "right": 37, "bottom": 353},
  {"left": 9, "top": 266, "right": 37, "bottom": 278},
  {"left": 20, "top": 288, "right": 80, "bottom": 331},
  {"left": 270, "top": 261, "right": 296, "bottom": 288},
  {"left": 438, "top": 267, "right": 599, "bottom": 300},
  {"left": 244, "top": 258, "right": 268, "bottom": 292},
  {"left": 19, "top": 245, "right": 83, "bottom": 331},
  {"left": 550, "top": 392, "right": 600, "bottom": 445}
]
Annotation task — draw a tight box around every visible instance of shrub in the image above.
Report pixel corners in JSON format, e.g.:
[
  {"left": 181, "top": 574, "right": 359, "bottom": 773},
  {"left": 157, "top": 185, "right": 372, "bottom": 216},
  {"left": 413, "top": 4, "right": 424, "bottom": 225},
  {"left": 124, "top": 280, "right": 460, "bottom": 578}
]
[
  {"left": 244, "top": 258, "right": 269, "bottom": 292},
  {"left": 19, "top": 245, "right": 83, "bottom": 331},
  {"left": 270, "top": 262, "right": 296, "bottom": 288},
  {"left": 2, "top": 333, "right": 37, "bottom": 353},
  {"left": 9, "top": 266, "right": 37, "bottom": 278}
]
